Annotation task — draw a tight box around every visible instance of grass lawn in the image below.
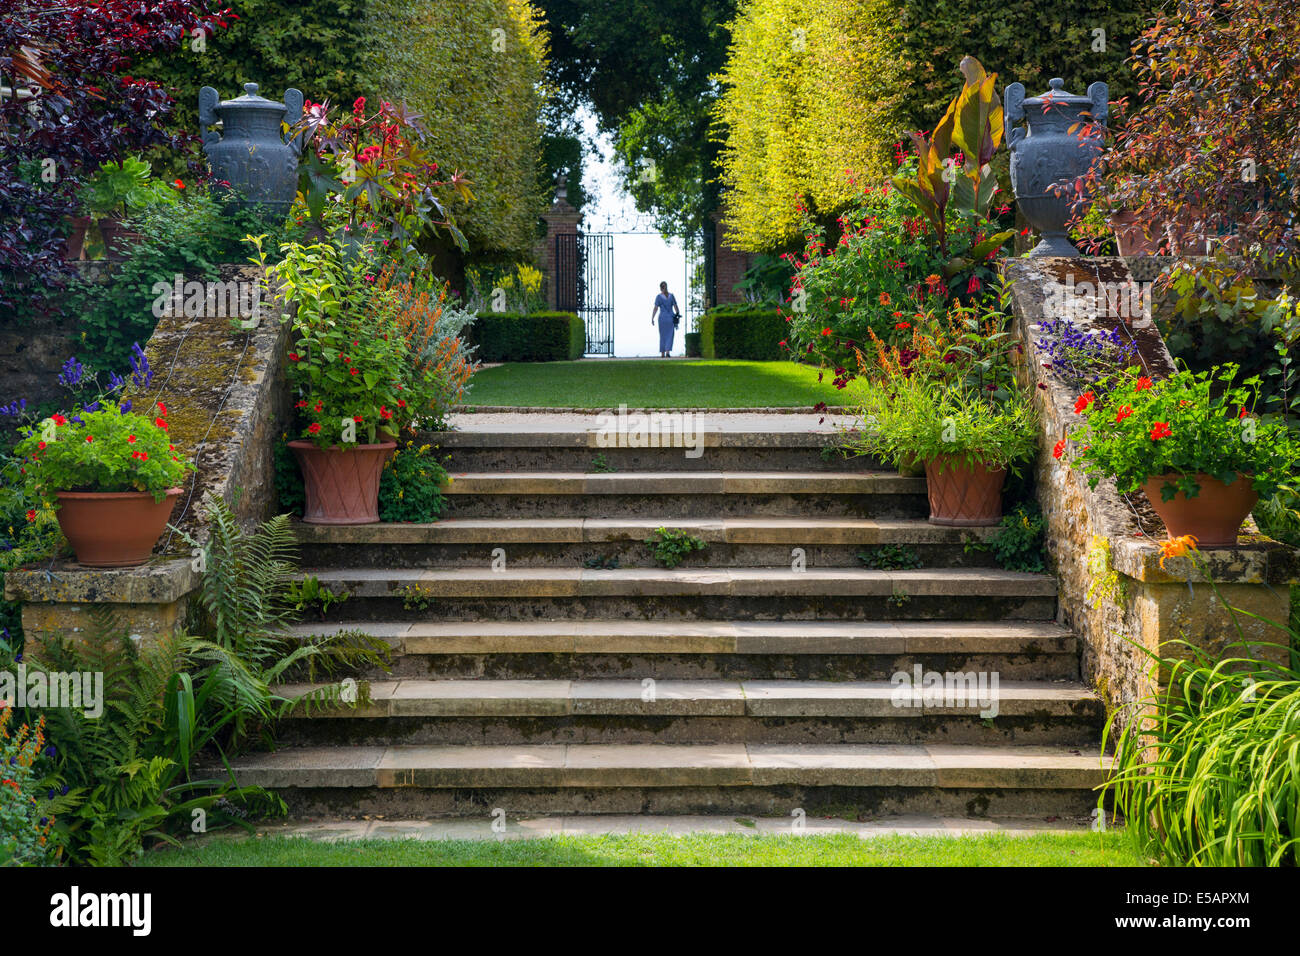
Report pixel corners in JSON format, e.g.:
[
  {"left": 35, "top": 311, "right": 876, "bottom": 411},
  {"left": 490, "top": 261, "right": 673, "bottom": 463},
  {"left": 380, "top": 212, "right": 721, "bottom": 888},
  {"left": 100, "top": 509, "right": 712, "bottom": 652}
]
[
  {"left": 463, "top": 360, "right": 864, "bottom": 408},
  {"left": 138, "top": 831, "right": 1142, "bottom": 867}
]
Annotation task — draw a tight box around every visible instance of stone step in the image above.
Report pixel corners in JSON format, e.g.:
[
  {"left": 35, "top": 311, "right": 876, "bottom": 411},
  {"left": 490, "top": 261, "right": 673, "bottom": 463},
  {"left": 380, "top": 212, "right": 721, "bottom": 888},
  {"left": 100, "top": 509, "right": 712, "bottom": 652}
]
[
  {"left": 288, "top": 619, "right": 1080, "bottom": 680},
  {"left": 298, "top": 566, "right": 1057, "bottom": 622},
  {"left": 226, "top": 742, "right": 1110, "bottom": 819},
  {"left": 429, "top": 426, "right": 875, "bottom": 472},
  {"left": 270, "top": 677, "right": 1101, "bottom": 746},
  {"left": 295, "top": 517, "right": 1000, "bottom": 568},
  {"left": 439, "top": 471, "right": 927, "bottom": 518},
  {"left": 278, "top": 678, "right": 1098, "bottom": 719}
]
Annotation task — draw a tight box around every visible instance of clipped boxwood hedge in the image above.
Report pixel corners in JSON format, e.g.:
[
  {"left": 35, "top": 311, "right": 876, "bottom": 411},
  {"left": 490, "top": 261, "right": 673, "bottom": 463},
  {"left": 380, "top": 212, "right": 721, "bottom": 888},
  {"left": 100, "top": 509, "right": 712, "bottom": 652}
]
[
  {"left": 698, "top": 307, "right": 786, "bottom": 361},
  {"left": 468, "top": 312, "right": 585, "bottom": 362}
]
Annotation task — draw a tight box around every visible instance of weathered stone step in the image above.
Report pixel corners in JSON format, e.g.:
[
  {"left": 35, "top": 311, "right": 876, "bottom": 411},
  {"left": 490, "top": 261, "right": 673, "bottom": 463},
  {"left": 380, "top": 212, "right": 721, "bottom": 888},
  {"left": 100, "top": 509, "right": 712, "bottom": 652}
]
[
  {"left": 288, "top": 619, "right": 1080, "bottom": 680},
  {"left": 277, "top": 678, "right": 1099, "bottom": 719},
  {"left": 269, "top": 677, "right": 1101, "bottom": 746},
  {"left": 440, "top": 471, "right": 926, "bottom": 518},
  {"left": 298, "top": 566, "right": 1057, "bottom": 622},
  {"left": 295, "top": 517, "right": 1000, "bottom": 568},
  {"left": 227, "top": 742, "right": 1109, "bottom": 819},
  {"left": 427, "top": 426, "right": 873, "bottom": 472}
]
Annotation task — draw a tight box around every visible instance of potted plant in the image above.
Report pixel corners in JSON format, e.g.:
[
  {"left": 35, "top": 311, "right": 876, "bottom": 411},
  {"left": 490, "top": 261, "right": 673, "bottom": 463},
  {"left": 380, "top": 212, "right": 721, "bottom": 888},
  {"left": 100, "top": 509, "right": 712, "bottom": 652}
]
[
  {"left": 1062, "top": 364, "right": 1297, "bottom": 547},
  {"left": 260, "top": 238, "right": 411, "bottom": 524},
  {"left": 852, "top": 375, "right": 1038, "bottom": 525},
  {"left": 79, "top": 157, "right": 176, "bottom": 260},
  {"left": 13, "top": 399, "right": 194, "bottom": 566}
]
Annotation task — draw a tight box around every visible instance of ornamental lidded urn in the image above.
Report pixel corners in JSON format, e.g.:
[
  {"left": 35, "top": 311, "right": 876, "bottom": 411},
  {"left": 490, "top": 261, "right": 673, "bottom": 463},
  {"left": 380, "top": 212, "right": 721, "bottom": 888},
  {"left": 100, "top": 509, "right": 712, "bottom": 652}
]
[
  {"left": 199, "top": 83, "right": 303, "bottom": 218},
  {"left": 1004, "top": 77, "right": 1108, "bottom": 256}
]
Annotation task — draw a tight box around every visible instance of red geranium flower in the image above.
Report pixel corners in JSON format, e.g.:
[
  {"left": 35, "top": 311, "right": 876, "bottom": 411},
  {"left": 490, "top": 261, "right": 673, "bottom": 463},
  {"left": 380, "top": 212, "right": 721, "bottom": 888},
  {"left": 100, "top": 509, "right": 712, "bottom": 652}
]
[
  {"left": 307, "top": 423, "right": 322, "bottom": 435},
  {"left": 894, "top": 321, "right": 911, "bottom": 330},
  {"left": 157, "top": 402, "right": 167, "bottom": 416},
  {"left": 127, "top": 435, "right": 136, "bottom": 443},
  {"left": 1052, "top": 439, "right": 1067, "bottom": 460},
  {"left": 1115, "top": 405, "right": 1133, "bottom": 423},
  {"left": 1150, "top": 422, "right": 1172, "bottom": 441},
  {"left": 155, "top": 418, "right": 168, "bottom": 430},
  {"left": 51, "top": 414, "right": 66, "bottom": 426},
  {"left": 26, "top": 509, "right": 36, "bottom": 522},
  {"left": 1073, "top": 392, "right": 1096, "bottom": 414},
  {"left": 353, "top": 415, "right": 363, "bottom": 423},
  {"left": 1135, "top": 376, "right": 1153, "bottom": 391},
  {"left": 85, "top": 434, "right": 94, "bottom": 443}
]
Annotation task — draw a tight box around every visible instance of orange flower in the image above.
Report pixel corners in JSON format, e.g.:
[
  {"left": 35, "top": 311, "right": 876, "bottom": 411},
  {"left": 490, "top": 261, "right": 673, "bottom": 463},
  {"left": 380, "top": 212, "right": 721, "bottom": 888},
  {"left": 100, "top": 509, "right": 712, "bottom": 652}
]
[
  {"left": 1158, "top": 534, "right": 1199, "bottom": 569},
  {"left": 878, "top": 292, "right": 891, "bottom": 306}
]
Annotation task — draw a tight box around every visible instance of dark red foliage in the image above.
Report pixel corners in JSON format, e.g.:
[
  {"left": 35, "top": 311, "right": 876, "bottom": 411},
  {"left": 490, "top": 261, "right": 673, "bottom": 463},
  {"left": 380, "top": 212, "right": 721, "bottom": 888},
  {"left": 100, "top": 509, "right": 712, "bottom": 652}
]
[{"left": 0, "top": 0, "right": 229, "bottom": 307}]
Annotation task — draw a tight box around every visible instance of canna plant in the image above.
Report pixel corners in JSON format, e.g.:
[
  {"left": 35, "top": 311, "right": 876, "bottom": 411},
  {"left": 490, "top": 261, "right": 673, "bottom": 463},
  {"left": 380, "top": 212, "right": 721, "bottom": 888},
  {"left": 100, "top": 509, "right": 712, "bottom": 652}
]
[{"left": 892, "top": 56, "right": 1014, "bottom": 269}]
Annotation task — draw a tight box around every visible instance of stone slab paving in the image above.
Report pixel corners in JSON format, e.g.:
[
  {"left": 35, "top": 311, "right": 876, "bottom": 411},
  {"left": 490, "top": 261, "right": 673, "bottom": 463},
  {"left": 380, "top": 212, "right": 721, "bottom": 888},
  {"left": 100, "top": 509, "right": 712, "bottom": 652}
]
[
  {"left": 444, "top": 412, "right": 862, "bottom": 435},
  {"left": 204, "top": 812, "right": 1093, "bottom": 844}
]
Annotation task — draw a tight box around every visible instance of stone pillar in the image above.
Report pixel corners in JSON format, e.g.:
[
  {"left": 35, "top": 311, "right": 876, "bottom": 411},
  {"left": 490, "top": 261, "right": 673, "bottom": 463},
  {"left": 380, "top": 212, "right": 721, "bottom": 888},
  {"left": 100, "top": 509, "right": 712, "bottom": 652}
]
[
  {"left": 541, "top": 182, "right": 582, "bottom": 312},
  {"left": 712, "top": 210, "right": 753, "bottom": 307}
]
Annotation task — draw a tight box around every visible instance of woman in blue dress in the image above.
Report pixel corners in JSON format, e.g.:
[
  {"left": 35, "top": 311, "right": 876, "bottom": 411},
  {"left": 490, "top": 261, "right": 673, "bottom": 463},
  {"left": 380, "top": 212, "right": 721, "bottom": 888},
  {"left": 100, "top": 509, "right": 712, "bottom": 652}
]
[{"left": 650, "top": 281, "right": 680, "bottom": 357}]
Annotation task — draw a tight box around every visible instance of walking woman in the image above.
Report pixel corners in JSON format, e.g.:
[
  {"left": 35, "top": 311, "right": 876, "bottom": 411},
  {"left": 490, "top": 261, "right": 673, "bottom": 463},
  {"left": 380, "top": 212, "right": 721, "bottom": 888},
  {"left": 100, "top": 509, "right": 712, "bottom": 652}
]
[{"left": 650, "top": 281, "right": 680, "bottom": 357}]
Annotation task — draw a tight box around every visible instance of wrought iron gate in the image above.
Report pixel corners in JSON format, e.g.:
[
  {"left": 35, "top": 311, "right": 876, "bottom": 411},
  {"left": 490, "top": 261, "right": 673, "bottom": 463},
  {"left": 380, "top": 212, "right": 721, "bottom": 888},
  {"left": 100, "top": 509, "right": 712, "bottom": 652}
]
[
  {"left": 554, "top": 232, "right": 615, "bottom": 356},
  {"left": 683, "top": 227, "right": 715, "bottom": 333}
]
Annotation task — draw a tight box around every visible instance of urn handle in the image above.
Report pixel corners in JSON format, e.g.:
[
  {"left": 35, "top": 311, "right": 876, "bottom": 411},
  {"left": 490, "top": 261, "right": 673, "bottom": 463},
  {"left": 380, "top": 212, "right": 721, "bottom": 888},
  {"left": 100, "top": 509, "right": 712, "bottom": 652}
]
[
  {"left": 198, "top": 86, "right": 220, "bottom": 146},
  {"left": 1086, "top": 81, "right": 1110, "bottom": 130},
  {"left": 283, "top": 87, "right": 304, "bottom": 155},
  {"left": 1004, "top": 82, "right": 1026, "bottom": 149}
]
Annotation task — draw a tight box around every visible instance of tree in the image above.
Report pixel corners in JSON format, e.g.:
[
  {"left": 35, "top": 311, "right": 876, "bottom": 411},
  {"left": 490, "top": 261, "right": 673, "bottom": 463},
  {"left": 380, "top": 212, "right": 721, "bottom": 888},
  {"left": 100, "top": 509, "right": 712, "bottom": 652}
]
[{"left": 534, "top": 0, "right": 738, "bottom": 236}]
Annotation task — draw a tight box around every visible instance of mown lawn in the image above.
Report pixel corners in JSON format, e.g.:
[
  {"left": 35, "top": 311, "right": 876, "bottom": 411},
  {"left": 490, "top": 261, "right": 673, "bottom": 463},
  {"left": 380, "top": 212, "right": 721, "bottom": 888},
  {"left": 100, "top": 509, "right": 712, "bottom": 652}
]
[
  {"left": 138, "top": 831, "right": 1142, "bottom": 867},
  {"left": 463, "top": 359, "right": 864, "bottom": 408}
]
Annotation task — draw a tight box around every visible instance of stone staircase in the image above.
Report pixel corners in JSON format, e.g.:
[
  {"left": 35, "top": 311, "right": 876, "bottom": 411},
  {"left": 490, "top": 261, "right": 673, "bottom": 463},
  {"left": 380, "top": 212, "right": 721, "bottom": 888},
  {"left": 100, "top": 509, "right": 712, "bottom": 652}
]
[{"left": 232, "top": 415, "right": 1108, "bottom": 821}]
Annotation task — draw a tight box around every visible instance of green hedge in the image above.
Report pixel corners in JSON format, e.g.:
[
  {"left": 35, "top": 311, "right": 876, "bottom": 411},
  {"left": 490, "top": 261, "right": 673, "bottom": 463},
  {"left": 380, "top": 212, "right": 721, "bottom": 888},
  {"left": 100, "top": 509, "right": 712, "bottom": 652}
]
[
  {"left": 468, "top": 312, "right": 584, "bottom": 362},
  {"left": 684, "top": 331, "right": 702, "bottom": 358},
  {"left": 699, "top": 308, "right": 786, "bottom": 361}
]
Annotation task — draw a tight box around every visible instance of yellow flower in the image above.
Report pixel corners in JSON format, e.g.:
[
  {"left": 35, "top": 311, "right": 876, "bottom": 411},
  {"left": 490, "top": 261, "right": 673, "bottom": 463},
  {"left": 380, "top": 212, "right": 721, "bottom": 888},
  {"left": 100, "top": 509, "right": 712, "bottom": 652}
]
[{"left": 1158, "top": 534, "right": 1199, "bottom": 569}]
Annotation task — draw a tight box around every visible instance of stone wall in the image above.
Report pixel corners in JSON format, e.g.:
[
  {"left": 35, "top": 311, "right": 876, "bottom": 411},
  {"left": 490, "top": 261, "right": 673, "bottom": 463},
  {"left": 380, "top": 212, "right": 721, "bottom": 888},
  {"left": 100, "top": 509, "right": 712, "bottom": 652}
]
[
  {"left": 5, "top": 264, "right": 290, "bottom": 646},
  {"left": 1005, "top": 257, "right": 1297, "bottom": 729}
]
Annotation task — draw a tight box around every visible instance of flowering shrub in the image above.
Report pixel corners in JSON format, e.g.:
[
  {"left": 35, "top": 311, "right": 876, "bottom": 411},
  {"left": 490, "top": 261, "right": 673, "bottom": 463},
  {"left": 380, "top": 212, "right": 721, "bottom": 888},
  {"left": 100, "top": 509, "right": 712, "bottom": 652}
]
[
  {"left": 292, "top": 95, "right": 472, "bottom": 254},
  {"left": 786, "top": 158, "right": 1012, "bottom": 382},
  {"left": 378, "top": 441, "right": 450, "bottom": 523},
  {"left": 13, "top": 401, "right": 193, "bottom": 500},
  {"left": 0, "top": 706, "right": 60, "bottom": 866},
  {"left": 1063, "top": 365, "right": 1298, "bottom": 501}
]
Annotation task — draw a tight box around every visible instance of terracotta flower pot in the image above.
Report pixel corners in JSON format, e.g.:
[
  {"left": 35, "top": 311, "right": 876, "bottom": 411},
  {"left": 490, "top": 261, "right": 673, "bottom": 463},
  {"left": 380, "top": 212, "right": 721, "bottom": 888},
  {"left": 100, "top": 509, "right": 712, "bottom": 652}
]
[
  {"left": 1109, "top": 211, "right": 1160, "bottom": 257},
  {"left": 290, "top": 440, "right": 395, "bottom": 525},
  {"left": 64, "top": 216, "right": 92, "bottom": 260},
  {"left": 1141, "top": 472, "right": 1258, "bottom": 548},
  {"left": 55, "top": 488, "right": 182, "bottom": 567},
  {"left": 924, "top": 455, "right": 1007, "bottom": 527},
  {"left": 98, "top": 218, "right": 144, "bottom": 261}
]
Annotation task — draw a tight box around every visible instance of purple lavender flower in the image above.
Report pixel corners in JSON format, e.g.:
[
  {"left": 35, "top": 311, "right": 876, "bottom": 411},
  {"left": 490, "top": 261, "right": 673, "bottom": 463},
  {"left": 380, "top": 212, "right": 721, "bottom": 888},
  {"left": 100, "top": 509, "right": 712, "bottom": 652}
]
[
  {"left": 58, "top": 356, "right": 84, "bottom": 388},
  {"left": 1035, "top": 318, "right": 1138, "bottom": 386},
  {"left": 129, "top": 343, "right": 153, "bottom": 388}
]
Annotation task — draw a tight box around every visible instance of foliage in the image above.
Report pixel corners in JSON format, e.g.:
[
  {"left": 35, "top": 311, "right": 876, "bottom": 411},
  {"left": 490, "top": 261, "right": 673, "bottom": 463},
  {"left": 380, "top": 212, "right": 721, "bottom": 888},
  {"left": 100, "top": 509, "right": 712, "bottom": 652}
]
[
  {"left": 1033, "top": 317, "right": 1138, "bottom": 390},
  {"left": 733, "top": 253, "right": 793, "bottom": 304},
  {"left": 284, "top": 574, "right": 350, "bottom": 619},
  {"left": 79, "top": 157, "right": 179, "bottom": 220},
  {"left": 33, "top": 624, "right": 271, "bottom": 866},
  {"left": 700, "top": 309, "right": 786, "bottom": 361},
  {"left": 1094, "top": 0, "right": 1300, "bottom": 276},
  {"left": 0, "top": 708, "right": 61, "bottom": 865},
  {"left": 1101, "top": 628, "right": 1300, "bottom": 866},
  {"left": 1064, "top": 364, "right": 1299, "bottom": 502},
  {"left": 177, "top": 494, "right": 392, "bottom": 743},
  {"left": 256, "top": 238, "right": 418, "bottom": 446},
  {"left": 66, "top": 187, "right": 302, "bottom": 370},
  {"left": 891, "top": 57, "right": 1011, "bottom": 262},
  {"left": 588, "top": 454, "right": 616, "bottom": 474},
  {"left": 378, "top": 441, "right": 449, "bottom": 523},
  {"left": 857, "top": 545, "right": 922, "bottom": 570},
  {"left": 465, "top": 263, "right": 547, "bottom": 316},
  {"left": 291, "top": 95, "right": 471, "bottom": 255},
  {"left": 890, "top": 0, "right": 1151, "bottom": 136},
  {"left": 785, "top": 167, "right": 1011, "bottom": 375},
  {"left": 537, "top": 0, "right": 736, "bottom": 236},
  {"left": 13, "top": 400, "right": 193, "bottom": 501},
  {"left": 644, "top": 528, "right": 708, "bottom": 568},
  {"left": 850, "top": 374, "right": 1038, "bottom": 475},
  {"left": 713, "top": 0, "right": 909, "bottom": 250},
  {"left": 466, "top": 313, "right": 585, "bottom": 363},
  {"left": 1159, "top": 257, "right": 1300, "bottom": 415},
  {"left": 363, "top": 0, "right": 549, "bottom": 258},
  {"left": 966, "top": 503, "right": 1047, "bottom": 573},
  {"left": 0, "top": 0, "right": 227, "bottom": 310}
]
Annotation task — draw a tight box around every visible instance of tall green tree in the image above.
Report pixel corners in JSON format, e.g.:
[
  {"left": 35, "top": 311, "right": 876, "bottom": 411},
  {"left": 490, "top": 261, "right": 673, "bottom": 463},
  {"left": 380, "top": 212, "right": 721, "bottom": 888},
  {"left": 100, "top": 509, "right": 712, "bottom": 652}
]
[{"left": 535, "top": 0, "right": 738, "bottom": 236}]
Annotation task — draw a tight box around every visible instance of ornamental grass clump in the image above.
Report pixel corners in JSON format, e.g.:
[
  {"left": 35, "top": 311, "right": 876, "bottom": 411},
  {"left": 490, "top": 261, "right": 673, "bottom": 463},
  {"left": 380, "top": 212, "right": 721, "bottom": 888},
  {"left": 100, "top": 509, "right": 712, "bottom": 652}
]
[
  {"left": 1102, "top": 631, "right": 1300, "bottom": 867},
  {"left": 1061, "top": 364, "right": 1297, "bottom": 502}
]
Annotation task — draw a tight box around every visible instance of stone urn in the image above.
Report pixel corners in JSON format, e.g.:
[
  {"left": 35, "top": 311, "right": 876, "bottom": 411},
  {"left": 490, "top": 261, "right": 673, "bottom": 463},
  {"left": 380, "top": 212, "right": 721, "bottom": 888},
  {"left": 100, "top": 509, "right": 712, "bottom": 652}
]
[
  {"left": 1005, "top": 78, "right": 1108, "bottom": 257},
  {"left": 199, "top": 83, "right": 303, "bottom": 218}
]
